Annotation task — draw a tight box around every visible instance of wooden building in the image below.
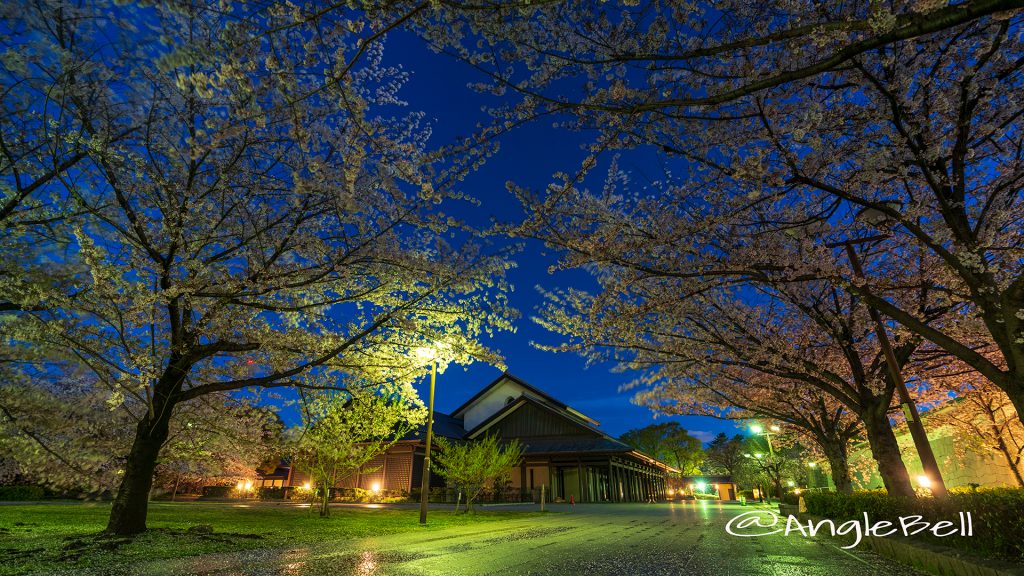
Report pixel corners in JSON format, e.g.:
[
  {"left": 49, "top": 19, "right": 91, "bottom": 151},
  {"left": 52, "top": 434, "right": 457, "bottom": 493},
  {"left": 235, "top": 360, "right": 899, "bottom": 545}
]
[{"left": 260, "top": 372, "right": 677, "bottom": 502}]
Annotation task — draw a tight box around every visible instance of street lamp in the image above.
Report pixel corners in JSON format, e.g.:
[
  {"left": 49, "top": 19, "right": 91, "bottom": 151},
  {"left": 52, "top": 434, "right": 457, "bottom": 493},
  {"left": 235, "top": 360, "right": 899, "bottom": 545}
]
[
  {"left": 416, "top": 345, "right": 440, "bottom": 524},
  {"left": 826, "top": 232, "right": 947, "bottom": 497},
  {"left": 750, "top": 423, "right": 778, "bottom": 456}
]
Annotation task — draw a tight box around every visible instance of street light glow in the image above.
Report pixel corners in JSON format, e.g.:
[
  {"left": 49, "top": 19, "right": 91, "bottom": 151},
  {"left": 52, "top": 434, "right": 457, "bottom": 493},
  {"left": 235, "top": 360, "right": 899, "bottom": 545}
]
[
  {"left": 695, "top": 481, "right": 707, "bottom": 492},
  {"left": 807, "top": 462, "right": 817, "bottom": 468},
  {"left": 770, "top": 425, "right": 781, "bottom": 432},
  {"left": 750, "top": 424, "right": 763, "bottom": 434},
  {"left": 415, "top": 346, "right": 437, "bottom": 362},
  {"left": 917, "top": 475, "right": 932, "bottom": 489}
]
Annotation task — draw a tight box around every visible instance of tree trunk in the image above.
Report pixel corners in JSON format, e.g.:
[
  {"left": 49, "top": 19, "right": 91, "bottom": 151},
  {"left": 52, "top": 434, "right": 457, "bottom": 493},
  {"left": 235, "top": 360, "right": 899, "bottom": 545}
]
[
  {"left": 171, "top": 475, "right": 179, "bottom": 502},
  {"left": 106, "top": 403, "right": 176, "bottom": 535},
  {"left": 822, "top": 441, "right": 853, "bottom": 495},
  {"left": 861, "top": 409, "right": 915, "bottom": 498},
  {"left": 320, "top": 481, "right": 330, "bottom": 517}
]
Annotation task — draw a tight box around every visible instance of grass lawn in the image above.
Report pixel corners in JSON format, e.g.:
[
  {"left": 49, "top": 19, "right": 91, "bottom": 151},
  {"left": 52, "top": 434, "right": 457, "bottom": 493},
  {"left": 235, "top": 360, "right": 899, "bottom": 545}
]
[{"left": 0, "top": 501, "right": 537, "bottom": 575}]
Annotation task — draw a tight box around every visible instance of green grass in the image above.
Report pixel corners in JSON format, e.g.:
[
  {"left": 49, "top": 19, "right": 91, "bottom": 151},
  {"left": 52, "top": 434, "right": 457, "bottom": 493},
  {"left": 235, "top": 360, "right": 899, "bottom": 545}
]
[{"left": 0, "top": 501, "right": 536, "bottom": 575}]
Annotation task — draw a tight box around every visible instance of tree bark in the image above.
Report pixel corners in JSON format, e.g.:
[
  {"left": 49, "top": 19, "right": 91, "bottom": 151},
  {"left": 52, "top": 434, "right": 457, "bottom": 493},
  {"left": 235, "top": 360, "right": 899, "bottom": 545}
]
[
  {"left": 106, "top": 401, "right": 176, "bottom": 535},
  {"left": 861, "top": 408, "right": 915, "bottom": 498},
  {"left": 320, "top": 481, "right": 330, "bottom": 517},
  {"left": 822, "top": 441, "right": 853, "bottom": 495}
]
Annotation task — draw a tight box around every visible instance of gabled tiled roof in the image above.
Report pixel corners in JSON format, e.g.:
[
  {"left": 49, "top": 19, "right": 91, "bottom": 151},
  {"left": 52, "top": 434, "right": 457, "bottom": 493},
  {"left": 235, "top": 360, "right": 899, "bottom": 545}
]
[
  {"left": 450, "top": 371, "right": 599, "bottom": 426},
  {"left": 465, "top": 393, "right": 604, "bottom": 439},
  {"left": 401, "top": 411, "right": 466, "bottom": 442},
  {"left": 514, "top": 436, "right": 634, "bottom": 455}
]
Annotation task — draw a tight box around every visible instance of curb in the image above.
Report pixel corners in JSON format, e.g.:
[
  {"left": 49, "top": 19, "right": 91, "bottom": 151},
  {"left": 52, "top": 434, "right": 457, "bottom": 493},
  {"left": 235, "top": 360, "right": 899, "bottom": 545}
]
[{"left": 795, "top": 514, "right": 1024, "bottom": 576}]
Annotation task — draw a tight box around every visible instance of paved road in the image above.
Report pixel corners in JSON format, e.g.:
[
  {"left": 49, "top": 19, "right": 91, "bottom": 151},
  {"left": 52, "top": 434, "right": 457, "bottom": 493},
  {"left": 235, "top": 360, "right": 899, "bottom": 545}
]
[{"left": 82, "top": 503, "right": 925, "bottom": 576}]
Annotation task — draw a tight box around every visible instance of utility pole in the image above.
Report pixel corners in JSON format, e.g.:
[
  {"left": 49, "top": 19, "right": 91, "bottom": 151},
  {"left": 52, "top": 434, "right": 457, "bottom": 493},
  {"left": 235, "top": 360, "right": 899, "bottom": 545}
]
[{"left": 830, "top": 237, "right": 947, "bottom": 497}]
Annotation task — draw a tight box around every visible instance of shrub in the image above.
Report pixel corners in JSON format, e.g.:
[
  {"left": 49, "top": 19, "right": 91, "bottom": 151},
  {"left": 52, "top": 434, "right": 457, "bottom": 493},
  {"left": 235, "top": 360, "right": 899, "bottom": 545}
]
[
  {"left": 200, "top": 485, "right": 232, "bottom": 499},
  {"left": 0, "top": 485, "right": 45, "bottom": 501},
  {"left": 804, "top": 487, "right": 1024, "bottom": 561},
  {"left": 780, "top": 492, "right": 800, "bottom": 506},
  {"left": 258, "top": 486, "right": 285, "bottom": 500}
]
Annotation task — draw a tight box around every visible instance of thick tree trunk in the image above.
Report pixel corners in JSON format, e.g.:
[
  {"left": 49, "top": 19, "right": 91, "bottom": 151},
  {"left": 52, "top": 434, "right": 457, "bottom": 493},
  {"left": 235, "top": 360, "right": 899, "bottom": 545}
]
[
  {"left": 822, "top": 441, "right": 853, "bottom": 495},
  {"left": 106, "top": 403, "right": 176, "bottom": 535},
  {"left": 861, "top": 409, "right": 915, "bottom": 498}
]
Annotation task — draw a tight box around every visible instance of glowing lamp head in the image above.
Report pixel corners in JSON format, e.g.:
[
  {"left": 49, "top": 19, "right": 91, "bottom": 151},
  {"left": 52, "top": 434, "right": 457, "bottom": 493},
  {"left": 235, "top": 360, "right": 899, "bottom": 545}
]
[
  {"left": 303, "top": 482, "right": 311, "bottom": 491},
  {"left": 917, "top": 475, "right": 932, "bottom": 489},
  {"left": 415, "top": 346, "right": 436, "bottom": 362},
  {"left": 243, "top": 480, "right": 253, "bottom": 491},
  {"left": 371, "top": 482, "right": 381, "bottom": 493},
  {"left": 750, "top": 424, "right": 763, "bottom": 434},
  {"left": 667, "top": 489, "right": 674, "bottom": 496},
  {"left": 754, "top": 453, "right": 763, "bottom": 459},
  {"left": 794, "top": 489, "right": 802, "bottom": 495},
  {"left": 808, "top": 462, "right": 817, "bottom": 468},
  {"left": 770, "top": 425, "right": 781, "bottom": 432},
  {"left": 695, "top": 481, "right": 707, "bottom": 492},
  {"left": 236, "top": 481, "right": 244, "bottom": 490}
]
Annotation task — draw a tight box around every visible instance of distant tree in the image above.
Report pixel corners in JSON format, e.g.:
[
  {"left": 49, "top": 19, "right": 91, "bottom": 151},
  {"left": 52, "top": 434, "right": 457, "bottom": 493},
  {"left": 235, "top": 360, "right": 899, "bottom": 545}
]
[
  {"left": 288, "top": 390, "right": 424, "bottom": 517},
  {"left": 433, "top": 435, "right": 523, "bottom": 512},
  {"left": 737, "top": 437, "right": 806, "bottom": 502},
  {"left": 702, "top": 434, "right": 746, "bottom": 477},
  {"left": 620, "top": 422, "right": 704, "bottom": 475}
]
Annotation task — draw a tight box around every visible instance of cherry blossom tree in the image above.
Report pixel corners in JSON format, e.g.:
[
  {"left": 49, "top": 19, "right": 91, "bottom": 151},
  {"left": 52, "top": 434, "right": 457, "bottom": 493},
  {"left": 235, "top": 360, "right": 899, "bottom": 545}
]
[
  {"left": 482, "top": 5, "right": 1024, "bottom": 424},
  {"left": 0, "top": 359, "right": 279, "bottom": 497},
  {"left": 1, "top": 0, "right": 516, "bottom": 535},
  {"left": 534, "top": 255, "right": 943, "bottom": 497}
]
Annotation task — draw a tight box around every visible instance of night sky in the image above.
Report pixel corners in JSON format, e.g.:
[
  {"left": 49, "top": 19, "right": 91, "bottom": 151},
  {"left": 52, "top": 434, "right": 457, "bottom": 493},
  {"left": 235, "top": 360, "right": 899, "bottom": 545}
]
[{"left": 384, "top": 31, "right": 739, "bottom": 442}]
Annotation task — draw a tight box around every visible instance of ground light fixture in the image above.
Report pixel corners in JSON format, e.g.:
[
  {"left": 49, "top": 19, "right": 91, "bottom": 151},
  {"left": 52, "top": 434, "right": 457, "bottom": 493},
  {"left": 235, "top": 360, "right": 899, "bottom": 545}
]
[{"left": 917, "top": 475, "right": 932, "bottom": 489}]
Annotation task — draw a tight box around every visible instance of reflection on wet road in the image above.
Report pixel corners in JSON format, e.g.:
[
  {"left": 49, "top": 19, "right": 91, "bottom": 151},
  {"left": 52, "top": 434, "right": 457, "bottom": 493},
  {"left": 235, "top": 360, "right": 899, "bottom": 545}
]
[{"left": 64, "top": 503, "right": 926, "bottom": 576}]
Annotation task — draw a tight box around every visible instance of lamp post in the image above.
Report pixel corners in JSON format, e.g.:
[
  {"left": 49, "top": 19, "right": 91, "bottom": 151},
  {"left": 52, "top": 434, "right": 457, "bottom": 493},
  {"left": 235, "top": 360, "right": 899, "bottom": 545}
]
[
  {"left": 750, "top": 424, "right": 779, "bottom": 457},
  {"left": 416, "top": 347, "right": 438, "bottom": 524},
  {"left": 826, "top": 235, "right": 947, "bottom": 497}
]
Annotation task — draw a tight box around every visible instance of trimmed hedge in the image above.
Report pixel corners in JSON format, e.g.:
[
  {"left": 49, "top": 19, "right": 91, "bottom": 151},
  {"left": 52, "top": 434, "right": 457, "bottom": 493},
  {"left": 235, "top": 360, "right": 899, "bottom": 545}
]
[
  {"left": 803, "top": 487, "right": 1024, "bottom": 561},
  {"left": 780, "top": 491, "right": 800, "bottom": 505},
  {"left": 258, "top": 486, "right": 286, "bottom": 500},
  {"left": 200, "top": 485, "right": 233, "bottom": 498},
  {"left": 0, "top": 485, "right": 45, "bottom": 501}
]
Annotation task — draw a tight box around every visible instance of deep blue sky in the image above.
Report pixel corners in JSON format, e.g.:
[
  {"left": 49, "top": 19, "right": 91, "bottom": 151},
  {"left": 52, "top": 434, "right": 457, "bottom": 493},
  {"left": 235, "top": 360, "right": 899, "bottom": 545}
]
[{"left": 385, "top": 32, "right": 741, "bottom": 442}]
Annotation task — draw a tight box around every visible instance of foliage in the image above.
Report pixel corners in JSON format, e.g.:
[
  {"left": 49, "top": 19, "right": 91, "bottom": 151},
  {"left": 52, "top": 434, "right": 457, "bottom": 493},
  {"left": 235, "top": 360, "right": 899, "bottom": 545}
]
[
  {"left": 925, "top": 376, "right": 1024, "bottom": 487},
  {"left": 256, "top": 487, "right": 286, "bottom": 501},
  {"left": 433, "top": 434, "right": 523, "bottom": 512},
  {"left": 702, "top": 434, "right": 746, "bottom": 476},
  {"left": 0, "top": 365, "right": 279, "bottom": 495},
  {"left": 199, "top": 486, "right": 232, "bottom": 499},
  {"left": 780, "top": 491, "right": 800, "bottom": 506},
  {"left": 288, "top": 390, "right": 423, "bottom": 517},
  {"left": 804, "top": 488, "right": 1024, "bottom": 561},
  {"left": 620, "top": 422, "right": 704, "bottom": 474},
  {"left": 0, "top": 485, "right": 45, "bottom": 501}
]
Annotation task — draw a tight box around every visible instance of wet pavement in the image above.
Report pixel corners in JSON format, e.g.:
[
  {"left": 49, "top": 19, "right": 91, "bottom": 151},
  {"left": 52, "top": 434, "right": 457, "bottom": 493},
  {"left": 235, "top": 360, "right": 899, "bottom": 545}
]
[{"left": 54, "top": 502, "right": 925, "bottom": 576}]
